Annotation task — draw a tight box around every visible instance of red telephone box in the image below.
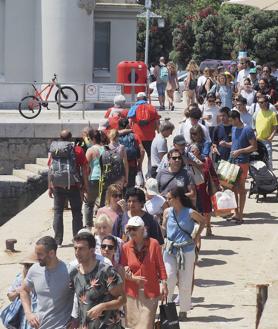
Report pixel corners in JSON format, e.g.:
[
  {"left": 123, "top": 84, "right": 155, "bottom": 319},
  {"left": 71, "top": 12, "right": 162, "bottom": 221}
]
[{"left": 116, "top": 61, "right": 147, "bottom": 94}]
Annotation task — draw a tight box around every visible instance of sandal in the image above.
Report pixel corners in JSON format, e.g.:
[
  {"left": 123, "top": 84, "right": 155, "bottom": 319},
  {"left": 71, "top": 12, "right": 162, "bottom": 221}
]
[{"left": 235, "top": 219, "right": 244, "bottom": 225}]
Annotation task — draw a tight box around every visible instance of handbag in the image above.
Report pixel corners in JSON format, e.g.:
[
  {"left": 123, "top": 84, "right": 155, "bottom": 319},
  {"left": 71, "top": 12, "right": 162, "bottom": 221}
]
[
  {"left": 216, "top": 159, "right": 241, "bottom": 189},
  {"left": 0, "top": 297, "right": 22, "bottom": 328},
  {"left": 207, "top": 171, "right": 219, "bottom": 196},
  {"left": 157, "top": 300, "right": 180, "bottom": 329},
  {"left": 211, "top": 189, "right": 237, "bottom": 216},
  {"left": 187, "top": 165, "right": 204, "bottom": 186}
]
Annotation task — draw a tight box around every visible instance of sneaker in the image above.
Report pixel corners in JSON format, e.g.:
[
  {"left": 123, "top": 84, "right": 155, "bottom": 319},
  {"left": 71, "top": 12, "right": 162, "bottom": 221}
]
[{"left": 178, "top": 312, "right": 187, "bottom": 322}]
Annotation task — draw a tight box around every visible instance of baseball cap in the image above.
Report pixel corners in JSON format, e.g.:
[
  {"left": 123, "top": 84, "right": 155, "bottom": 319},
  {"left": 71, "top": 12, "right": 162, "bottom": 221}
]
[
  {"left": 145, "top": 178, "right": 159, "bottom": 196},
  {"left": 249, "top": 68, "right": 257, "bottom": 74},
  {"left": 173, "top": 135, "right": 186, "bottom": 145},
  {"left": 126, "top": 216, "right": 145, "bottom": 228},
  {"left": 137, "top": 92, "right": 146, "bottom": 98}
]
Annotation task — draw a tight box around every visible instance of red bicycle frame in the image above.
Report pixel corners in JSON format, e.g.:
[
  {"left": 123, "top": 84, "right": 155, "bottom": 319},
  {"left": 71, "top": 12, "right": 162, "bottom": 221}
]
[{"left": 32, "top": 75, "right": 57, "bottom": 102}]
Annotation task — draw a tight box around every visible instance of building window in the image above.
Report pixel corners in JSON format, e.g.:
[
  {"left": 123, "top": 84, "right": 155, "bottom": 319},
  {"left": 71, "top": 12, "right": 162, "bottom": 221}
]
[
  {"left": 0, "top": 0, "right": 5, "bottom": 76},
  {"left": 94, "top": 22, "right": 110, "bottom": 72}
]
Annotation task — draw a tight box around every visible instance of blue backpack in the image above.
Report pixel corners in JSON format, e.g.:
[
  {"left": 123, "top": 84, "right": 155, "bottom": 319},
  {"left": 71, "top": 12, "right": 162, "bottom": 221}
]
[
  {"left": 119, "top": 133, "right": 138, "bottom": 160},
  {"left": 159, "top": 66, "right": 169, "bottom": 83}
]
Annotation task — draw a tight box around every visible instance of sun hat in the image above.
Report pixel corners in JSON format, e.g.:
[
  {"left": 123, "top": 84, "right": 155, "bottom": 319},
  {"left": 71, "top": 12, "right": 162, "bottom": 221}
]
[
  {"left": 145, "top": 178, "right": 159, "bottom": 196},
  {"left": 173, "top": 134, "right": 186, "bottom": 145},
  {"left": 137, "top": 92, "right": 146, "bottom": 98},
  {"left": 126, "top": 216, "right": 145, "bottom": 228},
  {"left": 19, "top": 253, "right": 37, "bottom": 265}
]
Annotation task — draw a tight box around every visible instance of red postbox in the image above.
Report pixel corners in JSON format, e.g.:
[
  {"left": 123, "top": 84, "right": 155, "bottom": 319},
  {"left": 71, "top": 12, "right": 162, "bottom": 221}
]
[{"left": 116, "top": 61, "right": 147, "bottom": 94}]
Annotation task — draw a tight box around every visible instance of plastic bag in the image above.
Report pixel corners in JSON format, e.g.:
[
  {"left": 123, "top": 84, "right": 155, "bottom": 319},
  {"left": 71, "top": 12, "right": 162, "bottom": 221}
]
[
  {"left": 135, "top": 171, "right": 145, "bottom": 187},
  {"left": 217, "top": 160, "right": 240, "bottom": 189},
  {"left": 211, "top": 189, "right": 237, "bottom": 216},
  {"left": 174, "top": 90, "right": 182, "bottom": 103}
]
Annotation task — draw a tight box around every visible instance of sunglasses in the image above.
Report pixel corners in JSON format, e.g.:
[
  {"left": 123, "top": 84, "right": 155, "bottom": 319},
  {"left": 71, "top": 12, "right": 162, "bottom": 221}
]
[
  {"left": 263, "top": 70, "right": 269, "bottom": 73},
  {"left": 208, "top": 99, "right": 215, "bottom": 103},
  {"left": 216, "top": 101, "right": 222, "bottom": 104},
  {"left": 101, "top": 244, "right": 114, "bottom": 250},
  {"left": 257, "top": 101, "right": 265, "bottom": 104},
  {"left": 171, "top": 156, "right": 182, "bottom": 160},
  {"left": 112, "top": 193, "right": 122, "bottom": 198},
  {"left": 127, "top": 226, "right": 139, "bottom": 231}
]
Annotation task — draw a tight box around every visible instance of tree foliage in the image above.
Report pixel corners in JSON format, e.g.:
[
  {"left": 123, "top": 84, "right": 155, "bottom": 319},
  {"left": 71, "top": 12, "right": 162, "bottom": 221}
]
[{"left": 136, "top": 1, "right": 278, "bottom": 65}]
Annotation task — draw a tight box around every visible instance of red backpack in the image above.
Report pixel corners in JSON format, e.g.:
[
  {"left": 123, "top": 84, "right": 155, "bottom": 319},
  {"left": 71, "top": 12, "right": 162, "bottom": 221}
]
[{"left": 136, "top": 104, "right": 151, "bottom": 126}]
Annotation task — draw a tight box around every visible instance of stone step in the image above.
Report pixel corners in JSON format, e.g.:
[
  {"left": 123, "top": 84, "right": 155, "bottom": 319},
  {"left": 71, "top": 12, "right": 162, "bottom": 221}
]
[
  {"left": 25, "top": 163, "right": 48, "bottom": 175},
  {"left": 0, "top": 175, "right": 25, "bottom": 183},
  {"left": 36, "top": 158, "right": 49, "bottom": 167},
  {"left": 12, "top": 169, "right": 39, "bottom": 182}
]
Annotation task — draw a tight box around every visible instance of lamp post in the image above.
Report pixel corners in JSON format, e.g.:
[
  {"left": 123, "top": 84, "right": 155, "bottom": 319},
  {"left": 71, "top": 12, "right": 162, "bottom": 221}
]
[
  {"left": 137, "top": 1, "right": 164, "bottom": 67},
  {"left": 144, "top": 0, "right": 151, "bottom": 67}
]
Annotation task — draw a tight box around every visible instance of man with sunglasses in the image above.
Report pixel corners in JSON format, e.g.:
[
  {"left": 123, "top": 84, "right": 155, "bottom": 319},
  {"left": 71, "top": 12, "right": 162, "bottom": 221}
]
[
  {"left": 254, "top": 95, "right": 278, "bottom": 170},
  {"left": 234, "top": 95, "right": 252, "bottom": 127}
]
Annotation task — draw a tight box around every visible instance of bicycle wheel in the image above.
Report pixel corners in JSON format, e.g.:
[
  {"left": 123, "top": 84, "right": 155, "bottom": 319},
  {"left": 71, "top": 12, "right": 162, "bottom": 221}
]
[
  {"left": 18, "top": 96, "right": 41, "bottom": 119},
  {"left": 55, "top": 86, "right": 78, "bottom": 109}
]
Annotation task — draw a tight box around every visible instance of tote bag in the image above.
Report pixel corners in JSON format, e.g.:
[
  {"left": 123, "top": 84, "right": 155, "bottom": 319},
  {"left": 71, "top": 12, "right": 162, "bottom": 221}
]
[
  {"left": 0, "top": 297, "right": 22, "bottom": 328},
  {"left": 216, "top": 160, "right": 240, "bottom": 189},
  {"left": 156, "top": 301, "right": 180, "bottom": 329}
]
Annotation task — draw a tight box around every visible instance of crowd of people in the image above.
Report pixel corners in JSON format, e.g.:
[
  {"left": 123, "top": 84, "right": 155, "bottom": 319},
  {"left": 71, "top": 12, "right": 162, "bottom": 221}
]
[{"left": 1, "top": 55, "right": 278, "bottom": 329}]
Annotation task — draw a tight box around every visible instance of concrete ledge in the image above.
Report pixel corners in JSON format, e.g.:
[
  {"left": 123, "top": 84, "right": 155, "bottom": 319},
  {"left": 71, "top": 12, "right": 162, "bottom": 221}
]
[{"left": 0, "top": 121, "right": 97, "bottom": 138}]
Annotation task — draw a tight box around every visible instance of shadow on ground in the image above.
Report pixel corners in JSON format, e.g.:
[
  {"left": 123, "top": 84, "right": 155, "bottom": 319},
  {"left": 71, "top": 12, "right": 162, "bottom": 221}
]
[
  {"left": 199, "top": 249, "right": 238, "bottom": 256},
  {"left": 193, "top": 303, "right": 234, "bottom": 310},
  {"left": 195, "top": 278, "right": 234, "bottom": 287},
  {"left": 187, "top": 315, "right": 244, "bottom": 323},
  {"left": 197, "top": 258, "right": 227, "bottom": 267},
  {"left": 202, "top": 235, "right": 252, "bottom": 241}
]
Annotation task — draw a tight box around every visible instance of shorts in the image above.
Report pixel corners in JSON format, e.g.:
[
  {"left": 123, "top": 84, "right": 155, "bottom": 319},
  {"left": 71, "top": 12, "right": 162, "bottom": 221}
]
[
  {"left": 156, "top": 82, "right": 166, "bottom": 96},
  {"left": 239, "top": 163, "right": 249, "bottom": 180}
]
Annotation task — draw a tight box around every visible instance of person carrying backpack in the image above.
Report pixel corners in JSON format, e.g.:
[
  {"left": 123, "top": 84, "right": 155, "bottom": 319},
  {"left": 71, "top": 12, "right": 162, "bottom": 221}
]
[
  {"left": 48, "top": 129, "right": 89, "bottom": 247},
  {"left": 128, "top": 92, "right": 160, "bottom": 178},
  {"left": 99, "top": 129, "right": 129, "bottom": 207},
  {"left": 118, "top": 118, "right": 145, "bottom": 187},
  {"left": 154, "top": 57, "right": 169, "bottom": 110}
]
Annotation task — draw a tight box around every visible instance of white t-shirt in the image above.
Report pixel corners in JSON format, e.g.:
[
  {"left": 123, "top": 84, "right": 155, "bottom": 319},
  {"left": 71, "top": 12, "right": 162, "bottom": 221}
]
[
  {"left": 202, "top": 104, "right": 219, "bottom": 127},
  {"left": 240, "top": 90, "right": 256, "bottom": 106},
  {"left": 144, "top": 195, "right": 166, "bottom": 216},
  {"left": 178, "top": 119, "right": 211, "bottom": 144},
  {"left": 247, "top": 102, "right": 276, "bottom": 116},
  {"left": 237, "top": 68, "right": 250, "bottom": 87}
]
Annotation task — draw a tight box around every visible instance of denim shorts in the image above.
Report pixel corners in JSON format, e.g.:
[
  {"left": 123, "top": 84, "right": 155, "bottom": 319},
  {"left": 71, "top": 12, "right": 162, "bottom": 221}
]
[{"left": 156, "top": 82, "right": 166, "bottom": 96}]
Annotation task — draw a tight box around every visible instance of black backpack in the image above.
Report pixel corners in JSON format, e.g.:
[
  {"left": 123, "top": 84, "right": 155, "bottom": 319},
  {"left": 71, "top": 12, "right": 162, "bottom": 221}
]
[
  {"left": 48, "top": 141, "right": 80, "bottom": 189},
  {"left": 99, "top": 145, "right": 124, "bottom": 188},
  {"left": 118, "top": 133, "right": 138, "bottom": 161}
]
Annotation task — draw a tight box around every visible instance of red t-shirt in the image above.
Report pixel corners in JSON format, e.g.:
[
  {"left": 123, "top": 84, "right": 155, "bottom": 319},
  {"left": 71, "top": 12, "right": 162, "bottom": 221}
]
[
  {"left": 130, "top": 104, "right": 160, "bottom": 141},
  {"left": 104, "top": 107, "right": 129, "bottom": 118}
]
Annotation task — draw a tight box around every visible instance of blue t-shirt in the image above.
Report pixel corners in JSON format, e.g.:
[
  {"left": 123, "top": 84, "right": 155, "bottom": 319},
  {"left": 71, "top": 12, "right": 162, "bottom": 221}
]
[
  {"left": 167, "top": 207, "right": 195, "bottom": 253},
  {"left": 231, "top": 125, "right": 255, "bottom": 164}
]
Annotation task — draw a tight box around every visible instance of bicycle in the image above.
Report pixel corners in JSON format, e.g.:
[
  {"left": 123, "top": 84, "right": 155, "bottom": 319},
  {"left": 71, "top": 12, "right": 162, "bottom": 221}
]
[{"left": 18, "top": 74, "right": 78, "bottom": 119}]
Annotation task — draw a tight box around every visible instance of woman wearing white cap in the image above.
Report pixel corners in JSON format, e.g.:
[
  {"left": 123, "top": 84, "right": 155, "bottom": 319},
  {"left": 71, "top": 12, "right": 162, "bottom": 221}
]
[
  {"left": 144, "top": 178, "right": 167, "bottom": 224},
  {"left": 120, "top": 216, "right": 168, "bottom": 329},
  {"left": 162, "top": 186, "right": 205, "bottom": 321}
]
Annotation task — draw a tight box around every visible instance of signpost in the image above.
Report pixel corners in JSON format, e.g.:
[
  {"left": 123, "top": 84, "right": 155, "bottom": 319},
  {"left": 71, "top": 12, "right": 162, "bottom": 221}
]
[{"left": 85, "top": 83, "right": 122, "bottom": 102}]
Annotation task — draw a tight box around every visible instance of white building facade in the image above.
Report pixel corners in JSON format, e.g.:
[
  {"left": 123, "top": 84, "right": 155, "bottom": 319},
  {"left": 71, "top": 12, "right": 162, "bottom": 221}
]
[{"left": 0, "top": 0, "right": 140, "bottom": 103}]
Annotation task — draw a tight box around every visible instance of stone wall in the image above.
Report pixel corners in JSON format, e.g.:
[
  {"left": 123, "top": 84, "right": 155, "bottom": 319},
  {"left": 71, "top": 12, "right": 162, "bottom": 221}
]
[
  {"left": 0, "top": 174, "right": 48, "bottom": 226},
  {"left": 0, "top": 138, "right": 51, "bottom": 174}
]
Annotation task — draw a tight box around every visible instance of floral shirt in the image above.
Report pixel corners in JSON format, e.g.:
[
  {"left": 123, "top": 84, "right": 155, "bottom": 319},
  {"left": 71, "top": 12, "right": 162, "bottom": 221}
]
[{"left": 70, "top": 260, "right": 123, "bottom": 329}]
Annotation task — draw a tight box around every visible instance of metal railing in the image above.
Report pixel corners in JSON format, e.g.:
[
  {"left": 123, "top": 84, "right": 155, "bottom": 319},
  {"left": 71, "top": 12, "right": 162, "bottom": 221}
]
[{"left": 0, "top": 80, "right": 148, "bottom": 119}]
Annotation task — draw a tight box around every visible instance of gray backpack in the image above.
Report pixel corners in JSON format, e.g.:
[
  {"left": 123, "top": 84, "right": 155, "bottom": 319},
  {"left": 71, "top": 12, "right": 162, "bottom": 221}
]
[{"left": 48, "top": 141, "right": 80, "bottom": 189}]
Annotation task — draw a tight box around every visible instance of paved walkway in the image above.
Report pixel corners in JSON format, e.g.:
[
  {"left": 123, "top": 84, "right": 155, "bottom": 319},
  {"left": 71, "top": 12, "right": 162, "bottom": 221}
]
[{"left": 0, "top": 102, "right": 278, "bottom": 329}]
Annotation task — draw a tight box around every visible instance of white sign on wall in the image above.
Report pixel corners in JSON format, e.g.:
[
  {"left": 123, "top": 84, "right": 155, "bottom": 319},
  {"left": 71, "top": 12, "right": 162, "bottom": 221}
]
[{"left": 85, "top": 83, "right": 122, "bottom": 102}]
